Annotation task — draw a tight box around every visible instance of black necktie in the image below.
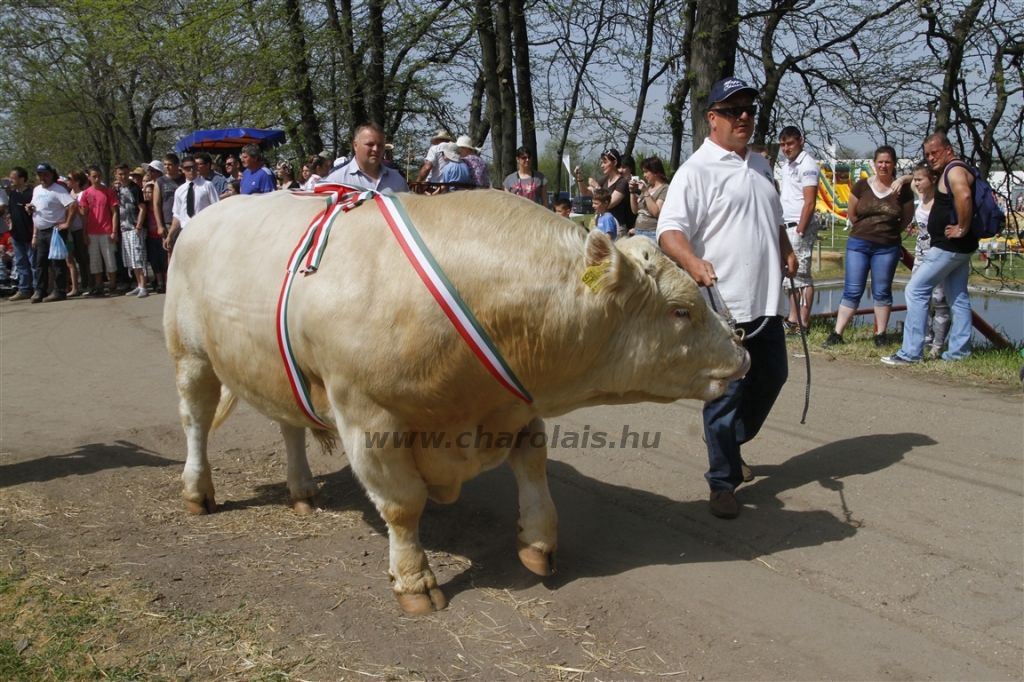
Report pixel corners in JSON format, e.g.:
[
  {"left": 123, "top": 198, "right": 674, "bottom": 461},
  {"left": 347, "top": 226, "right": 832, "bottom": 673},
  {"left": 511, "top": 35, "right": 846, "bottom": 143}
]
[{"left": 186, "top": 182, "right": 195, "bottom": 217}]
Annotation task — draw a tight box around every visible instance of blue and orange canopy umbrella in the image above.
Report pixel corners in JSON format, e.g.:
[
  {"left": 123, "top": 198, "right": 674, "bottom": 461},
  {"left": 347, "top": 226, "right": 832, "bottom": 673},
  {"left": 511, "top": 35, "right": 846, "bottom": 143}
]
[{"left": 175, "top": 128, "right": 286, "bottom": 154}]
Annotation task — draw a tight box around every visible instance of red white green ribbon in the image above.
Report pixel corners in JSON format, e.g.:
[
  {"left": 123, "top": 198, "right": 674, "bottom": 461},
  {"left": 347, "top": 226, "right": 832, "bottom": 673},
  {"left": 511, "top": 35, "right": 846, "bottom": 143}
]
[{"left": 277, "top": 184, "right": 532, "bottom": 428}]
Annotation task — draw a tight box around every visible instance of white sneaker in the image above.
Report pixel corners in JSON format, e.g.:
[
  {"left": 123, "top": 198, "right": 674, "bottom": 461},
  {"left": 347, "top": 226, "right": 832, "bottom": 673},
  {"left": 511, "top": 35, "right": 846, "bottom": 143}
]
[
  {"left": 137, "top": 288, "right": 149, "bottom": 298},
  {"left": 125, "top": 287, "right": 140, "bottom": 296}
]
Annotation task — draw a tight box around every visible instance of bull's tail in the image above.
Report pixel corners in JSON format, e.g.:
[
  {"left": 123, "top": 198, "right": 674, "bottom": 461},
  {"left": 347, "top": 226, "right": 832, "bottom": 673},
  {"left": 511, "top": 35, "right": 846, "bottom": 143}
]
[
  {"left": 310, "top": 428, "right": 339, "bottom": 456},
  {"left": 210, "top": 385, "right": 239, "bottom": 433}
]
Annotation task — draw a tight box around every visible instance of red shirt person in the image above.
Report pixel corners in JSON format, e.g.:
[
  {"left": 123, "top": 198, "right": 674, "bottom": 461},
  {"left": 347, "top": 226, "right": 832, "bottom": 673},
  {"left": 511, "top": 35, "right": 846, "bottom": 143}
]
[{"left": 76, "top": 165, "right": 120, "bottom": 296}]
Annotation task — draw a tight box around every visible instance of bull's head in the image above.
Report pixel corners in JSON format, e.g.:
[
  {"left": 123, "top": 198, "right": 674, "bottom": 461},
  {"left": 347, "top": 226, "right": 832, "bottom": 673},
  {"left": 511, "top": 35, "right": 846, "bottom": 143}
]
[{"left": 580, "top": 229, "right": 750, "bottom": 404}]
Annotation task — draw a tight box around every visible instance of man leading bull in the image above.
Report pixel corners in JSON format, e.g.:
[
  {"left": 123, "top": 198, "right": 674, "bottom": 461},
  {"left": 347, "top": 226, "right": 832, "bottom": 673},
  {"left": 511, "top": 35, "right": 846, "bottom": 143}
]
[{"left": 657, "top": 78, "right": 797, "bottom": 519}]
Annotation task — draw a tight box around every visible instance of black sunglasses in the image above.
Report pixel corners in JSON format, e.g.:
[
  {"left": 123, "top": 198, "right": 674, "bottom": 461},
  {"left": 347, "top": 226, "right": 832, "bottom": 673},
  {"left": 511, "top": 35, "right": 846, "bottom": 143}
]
[
  {"left": 181, "top": 164, "right": 197, "bottom": 170},
  {"left": 709, "top": 104, "right": 758, "bottom": 119}
]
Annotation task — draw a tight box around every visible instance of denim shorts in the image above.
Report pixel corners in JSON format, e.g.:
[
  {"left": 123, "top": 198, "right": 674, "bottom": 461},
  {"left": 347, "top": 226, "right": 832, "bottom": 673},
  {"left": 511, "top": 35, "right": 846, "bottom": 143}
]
[{"left": 841, "top": 236, "right": 903, "bottom": 309}]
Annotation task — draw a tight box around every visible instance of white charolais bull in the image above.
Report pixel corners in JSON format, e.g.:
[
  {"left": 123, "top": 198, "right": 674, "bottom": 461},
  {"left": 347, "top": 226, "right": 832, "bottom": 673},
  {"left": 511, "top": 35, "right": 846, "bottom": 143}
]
[{"left": 164, "top": 189, "right": 749, "bottom": 613}]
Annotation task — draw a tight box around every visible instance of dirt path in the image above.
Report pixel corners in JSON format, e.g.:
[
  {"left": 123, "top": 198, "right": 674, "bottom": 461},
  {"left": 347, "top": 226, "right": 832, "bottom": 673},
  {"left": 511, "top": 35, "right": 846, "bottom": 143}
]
[{"left": 2, "top": 295, "right": 1021, "bottom": 681}]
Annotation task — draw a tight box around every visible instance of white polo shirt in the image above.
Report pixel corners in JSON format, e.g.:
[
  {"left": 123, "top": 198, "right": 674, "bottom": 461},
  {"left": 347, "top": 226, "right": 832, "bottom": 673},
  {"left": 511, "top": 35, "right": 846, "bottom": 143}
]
[
  {"left": 780, "top": 150, "right": 819, "bottom": 224},
  {"left": 31, "top": 182, "right": 76, "bottom": 229},
  {"left": 657, "top": 138, "right": 784, "bottom": 323}
]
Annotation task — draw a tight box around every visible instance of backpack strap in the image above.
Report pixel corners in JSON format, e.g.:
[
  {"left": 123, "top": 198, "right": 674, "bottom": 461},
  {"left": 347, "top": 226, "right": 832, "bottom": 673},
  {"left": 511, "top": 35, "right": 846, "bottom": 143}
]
[{"left": 941, "top": 160, "right": 972, "bottom": 193}]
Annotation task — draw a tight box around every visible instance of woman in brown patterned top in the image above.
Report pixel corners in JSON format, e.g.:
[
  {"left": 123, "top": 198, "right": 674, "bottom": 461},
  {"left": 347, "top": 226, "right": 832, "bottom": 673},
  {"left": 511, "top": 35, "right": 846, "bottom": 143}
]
[{"left": 822, "top": 145, "right": 914, "bottom": 348}]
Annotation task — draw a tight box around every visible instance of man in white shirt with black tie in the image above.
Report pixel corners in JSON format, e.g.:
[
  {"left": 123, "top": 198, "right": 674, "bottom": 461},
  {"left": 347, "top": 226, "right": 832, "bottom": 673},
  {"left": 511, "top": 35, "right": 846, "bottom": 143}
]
[{"left": 164, "top": 156, "right": 219, "bottom": 253}]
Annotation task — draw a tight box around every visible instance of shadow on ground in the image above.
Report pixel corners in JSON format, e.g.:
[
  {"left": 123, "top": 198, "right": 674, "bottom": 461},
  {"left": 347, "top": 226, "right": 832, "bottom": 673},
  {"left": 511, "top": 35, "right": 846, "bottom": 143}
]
[
  {"left": 214, "top": 431, "right": 933, "bottom": 606},
  {"left": 0, "top": 440, "right": 179, "bottom": 488}
]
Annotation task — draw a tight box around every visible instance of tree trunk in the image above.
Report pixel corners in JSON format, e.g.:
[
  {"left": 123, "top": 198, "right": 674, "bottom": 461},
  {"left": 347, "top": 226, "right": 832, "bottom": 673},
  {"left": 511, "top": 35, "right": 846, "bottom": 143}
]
[
  {"left": 468, "top": 70, "right": 491, "bottom": 150},
  {"left": 326, "top": 0, "right": 366, "bottom": 133},
  {"left": 366, "top": 0, "right": 386, "bottom": 125},
  {"left": 510, "top": 0, "right": 536, "bottom": 166},
  {"left": 475, "top": 0, "right": 505, "bottom": 176},
  {"left": 688, "top": 0, "right": 739, "bottom": 150},
  {"left": 624, "top": 0, "right": 662, "bottom": 160},
  {"left": 667, "top": 0, "right": 696, "bottom": 169},
  {"left": 493, "top": 0, "right": 518, "bottom": 178},
  {"left": 931, "top": 0, "right": 986, "bottom": 133},
  {"left": 284, "top": 0, "right": 323, "bottom": 156}
]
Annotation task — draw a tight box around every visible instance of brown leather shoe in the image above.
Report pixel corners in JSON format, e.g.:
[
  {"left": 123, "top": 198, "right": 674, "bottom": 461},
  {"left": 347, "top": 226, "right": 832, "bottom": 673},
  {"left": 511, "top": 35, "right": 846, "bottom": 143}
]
[
  {"left": 8, "top": 291, "right": 31, "bottom": 301},
  {"left": 709, "top": 490, "right": 739, "bottom": 519},
  {"left": 741, "top": 463, "right": 754, "bottom": 483}
]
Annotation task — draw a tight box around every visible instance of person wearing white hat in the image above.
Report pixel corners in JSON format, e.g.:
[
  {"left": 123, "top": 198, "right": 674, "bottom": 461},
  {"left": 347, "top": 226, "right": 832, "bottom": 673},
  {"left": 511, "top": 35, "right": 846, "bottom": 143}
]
[
  {"left": 456, "top": 135, "right": 491, "bottom": 188},
  {"left": 438, "top": 143, "right": 472, "bottom": 190},
  {"left": 416, "top": 130, "right": 454, "bottom": 183},
  {"left": 145, "top": 159, "right": 177, "bottom": 253}
]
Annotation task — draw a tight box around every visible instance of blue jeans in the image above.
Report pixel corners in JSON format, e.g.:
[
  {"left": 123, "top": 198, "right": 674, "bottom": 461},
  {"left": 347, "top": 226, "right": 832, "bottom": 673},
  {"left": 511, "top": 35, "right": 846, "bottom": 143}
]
[
  {"left": 703, "top": 316, "right": 788, "bottom": 492},
  {"left": 12, "top": 238, "right": 35, "bottom": 294},
  {"left": 896, "top": 248, "right": 972, "bottom": 361},
  {"left": 841, "top": 237, "right": 903, "bottom": 309}
]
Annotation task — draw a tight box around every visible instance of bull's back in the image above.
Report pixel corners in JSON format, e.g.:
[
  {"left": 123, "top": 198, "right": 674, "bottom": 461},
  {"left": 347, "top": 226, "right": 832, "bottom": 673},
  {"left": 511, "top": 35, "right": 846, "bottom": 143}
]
[{"left": 165, "top": 190, "right": 587, "bottom": 427}]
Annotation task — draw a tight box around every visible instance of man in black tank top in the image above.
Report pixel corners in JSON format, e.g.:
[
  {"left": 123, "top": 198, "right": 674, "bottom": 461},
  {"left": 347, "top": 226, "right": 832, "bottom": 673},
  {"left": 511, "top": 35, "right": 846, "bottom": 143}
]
[{"left": 882, "top": 132, "right": 976, "bottom": 366}]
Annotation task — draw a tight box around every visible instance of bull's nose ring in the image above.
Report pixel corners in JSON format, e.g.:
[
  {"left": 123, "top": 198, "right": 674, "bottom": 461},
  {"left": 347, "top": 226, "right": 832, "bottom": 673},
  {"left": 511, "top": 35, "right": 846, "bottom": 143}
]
[{"left": 734, "top": 327, "right": 746, "bottom": 343}]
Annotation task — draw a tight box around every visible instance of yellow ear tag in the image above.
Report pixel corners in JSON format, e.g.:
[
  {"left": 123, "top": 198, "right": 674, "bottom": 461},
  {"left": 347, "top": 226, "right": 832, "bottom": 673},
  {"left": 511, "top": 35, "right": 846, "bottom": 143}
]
[{"left": 582, "top": 260, "right": 610, "bottom": 293}]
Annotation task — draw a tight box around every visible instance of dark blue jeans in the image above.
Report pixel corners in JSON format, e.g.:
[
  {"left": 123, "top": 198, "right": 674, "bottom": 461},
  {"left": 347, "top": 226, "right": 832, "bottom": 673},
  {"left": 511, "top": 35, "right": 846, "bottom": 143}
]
[{"left": 703, "top": 316, "right": 788, "bottom": 492}]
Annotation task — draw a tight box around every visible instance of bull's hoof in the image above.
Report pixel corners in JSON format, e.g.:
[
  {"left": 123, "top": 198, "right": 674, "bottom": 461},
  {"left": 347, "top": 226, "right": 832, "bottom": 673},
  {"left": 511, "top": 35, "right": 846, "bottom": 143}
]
[
  {"left": 185, "top": 497, "right": 217, "bottom": 515},
  {"left": 517, "top": 540, "right": 557, "bottom": 576},
  {"left": 293, "top": 493, "right": 323, "bottom": 516},
  {"left": 396, "top": 588, "right": 447, "bottom": 614}
]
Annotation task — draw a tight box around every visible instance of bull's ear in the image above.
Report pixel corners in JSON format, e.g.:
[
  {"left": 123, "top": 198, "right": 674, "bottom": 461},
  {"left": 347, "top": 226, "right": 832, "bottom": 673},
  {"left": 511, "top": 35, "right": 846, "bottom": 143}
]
[
  {"left": 585, "top": 228, "right": 615, "bottom": 266},
  {"left": 582, "top": 229, "right": 626, "bottom": 294}
]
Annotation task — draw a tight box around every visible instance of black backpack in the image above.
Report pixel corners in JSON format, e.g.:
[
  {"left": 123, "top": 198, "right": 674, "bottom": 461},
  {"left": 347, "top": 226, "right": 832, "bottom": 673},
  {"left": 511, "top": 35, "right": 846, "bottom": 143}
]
[{"left": 942, "top": 161, "right": 1006, "bottom": 238}]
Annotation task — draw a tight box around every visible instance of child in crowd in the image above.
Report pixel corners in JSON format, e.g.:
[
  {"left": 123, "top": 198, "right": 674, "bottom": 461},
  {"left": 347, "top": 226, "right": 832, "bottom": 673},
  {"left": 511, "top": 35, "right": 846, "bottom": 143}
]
[
  {"left": 593, "top": 188, "right": 618, "bottom": 240},
  {"left": 553, "top": 198, "right": 572, "bottom": 219},
  {"left": 909, "top": 162, "right": 950, "bottom": 358}
]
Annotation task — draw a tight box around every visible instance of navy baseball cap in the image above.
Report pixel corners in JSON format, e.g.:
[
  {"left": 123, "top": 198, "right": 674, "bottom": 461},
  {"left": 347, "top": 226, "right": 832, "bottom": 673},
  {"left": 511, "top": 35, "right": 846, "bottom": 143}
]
[
  {"left": 707, "top": 78, "right": 759, "bottom": 107},
  {"left": 36, "top": 162, "right": 56, "bottom": 175}
]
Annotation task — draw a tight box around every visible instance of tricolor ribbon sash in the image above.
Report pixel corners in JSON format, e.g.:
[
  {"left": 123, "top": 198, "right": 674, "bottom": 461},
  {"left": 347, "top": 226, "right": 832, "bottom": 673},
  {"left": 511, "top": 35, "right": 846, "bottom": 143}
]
[{"left": 278, "top": 183, "right": 533, "bottom": 428}]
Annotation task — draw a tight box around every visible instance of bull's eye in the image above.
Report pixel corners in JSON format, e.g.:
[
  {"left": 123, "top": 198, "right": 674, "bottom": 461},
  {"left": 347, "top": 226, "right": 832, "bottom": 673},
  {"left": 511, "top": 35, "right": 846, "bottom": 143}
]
[{"left": 673, "top": 308, "right": 690, "bottom": 319}]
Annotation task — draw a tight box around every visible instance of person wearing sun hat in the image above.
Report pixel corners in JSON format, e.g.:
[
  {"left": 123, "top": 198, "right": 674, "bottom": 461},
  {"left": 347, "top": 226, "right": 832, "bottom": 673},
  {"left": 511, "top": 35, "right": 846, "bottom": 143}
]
[
  {"left": 130, "top": 166, "right": 146, "bottom": 187},
  {"left": 437, "top": 142, "right": 472, "bottom": 191},
  {"left": 416, "top": 130, "right": 454, "bottom": 183},
  {"left": 657, "top": 76, "right": 797, "bottom": 520},
  {"left": 456, "top": 135, "right": 491, "bottom": 188}
]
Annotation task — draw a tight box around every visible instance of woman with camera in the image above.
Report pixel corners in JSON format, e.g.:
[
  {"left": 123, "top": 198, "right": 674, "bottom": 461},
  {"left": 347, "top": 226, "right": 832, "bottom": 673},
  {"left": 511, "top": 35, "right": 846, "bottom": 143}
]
[
  {"left": 575, "top": 148, "right": 631, "bottom": 234},
  {"left": 630, "top": 157, "right": 669, "bottom": 240}
]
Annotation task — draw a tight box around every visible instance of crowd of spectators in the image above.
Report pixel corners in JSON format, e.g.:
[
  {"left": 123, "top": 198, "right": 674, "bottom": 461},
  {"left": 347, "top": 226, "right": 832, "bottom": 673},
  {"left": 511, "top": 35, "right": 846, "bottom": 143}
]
[
  {"left": 0, "top": 143, "right": 278, "bottom": 301},
  {"left": 1, "top": 122, "right": 989, "bottom": 381}
]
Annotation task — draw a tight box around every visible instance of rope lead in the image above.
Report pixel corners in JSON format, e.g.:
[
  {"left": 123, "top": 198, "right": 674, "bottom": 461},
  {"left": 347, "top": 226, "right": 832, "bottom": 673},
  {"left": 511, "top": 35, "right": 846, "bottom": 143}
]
[{"left": 789, "top": 277, "right": 811, "bottom": 424}]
